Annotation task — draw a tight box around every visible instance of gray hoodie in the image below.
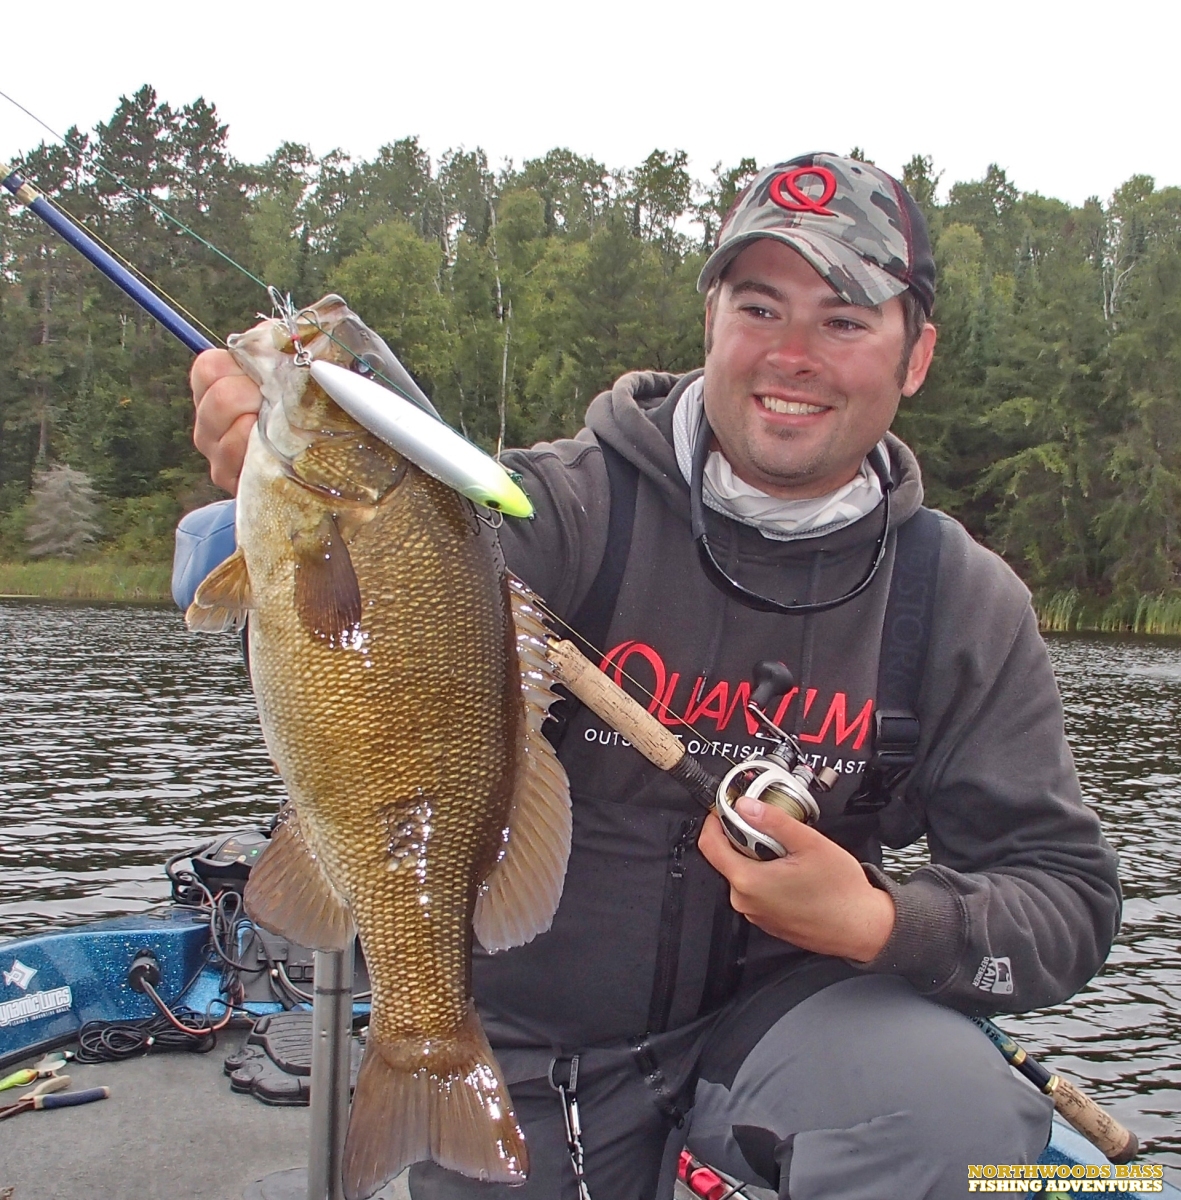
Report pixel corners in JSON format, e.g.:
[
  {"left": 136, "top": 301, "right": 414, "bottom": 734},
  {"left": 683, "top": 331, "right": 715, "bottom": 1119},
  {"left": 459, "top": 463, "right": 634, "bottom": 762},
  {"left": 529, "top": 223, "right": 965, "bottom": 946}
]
[{"left": 472, "top": 369, "right": 1121, "bottom": 1052}]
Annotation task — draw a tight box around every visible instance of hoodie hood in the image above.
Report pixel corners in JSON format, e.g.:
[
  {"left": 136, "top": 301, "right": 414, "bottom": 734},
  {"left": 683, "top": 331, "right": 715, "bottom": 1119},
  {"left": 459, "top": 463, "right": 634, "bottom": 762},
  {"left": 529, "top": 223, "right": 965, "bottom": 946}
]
[{"left": 582, "top": 370, "right": 925, "bottom": 545}]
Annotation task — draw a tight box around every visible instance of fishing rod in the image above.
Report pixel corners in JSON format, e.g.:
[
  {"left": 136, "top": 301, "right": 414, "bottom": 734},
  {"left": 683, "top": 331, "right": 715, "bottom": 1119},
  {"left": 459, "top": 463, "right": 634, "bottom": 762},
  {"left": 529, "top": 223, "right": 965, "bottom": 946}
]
[
  {"left": 1, "top": 163, "right": 214, "bottom": 354},
  {"left": 972, "top": 1017, "right": 1138, "bottom": 1164},
  {"left": 0, "top": 160, "right": 530, "bottom": 517},
  {"left": 1, "top": 146, "right": 1147, "bottom": 1172}
]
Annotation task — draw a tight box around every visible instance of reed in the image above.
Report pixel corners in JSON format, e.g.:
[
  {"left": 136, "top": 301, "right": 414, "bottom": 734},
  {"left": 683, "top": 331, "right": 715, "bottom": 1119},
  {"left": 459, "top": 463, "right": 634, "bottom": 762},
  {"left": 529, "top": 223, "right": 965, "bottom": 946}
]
[
  {"left": 0, "top": 560, "right": 172, "bottom": 603},
  {"left": 1035, "top": 589, "right": 1181, "bottom": 635}
]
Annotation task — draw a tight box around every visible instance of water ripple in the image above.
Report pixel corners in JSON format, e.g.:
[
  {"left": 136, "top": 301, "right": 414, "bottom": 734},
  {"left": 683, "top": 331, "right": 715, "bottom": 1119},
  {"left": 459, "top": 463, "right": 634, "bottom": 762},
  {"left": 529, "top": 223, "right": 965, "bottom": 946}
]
[{"left": 0, "top": 601, "right": 286, "bottom": 935}]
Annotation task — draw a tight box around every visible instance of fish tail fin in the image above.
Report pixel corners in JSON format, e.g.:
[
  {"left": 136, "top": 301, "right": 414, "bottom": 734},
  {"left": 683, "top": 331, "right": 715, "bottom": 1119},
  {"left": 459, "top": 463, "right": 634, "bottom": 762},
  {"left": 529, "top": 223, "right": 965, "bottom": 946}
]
[{"left": 343, "top": 1003, "right": 528, "bottom": 1200}]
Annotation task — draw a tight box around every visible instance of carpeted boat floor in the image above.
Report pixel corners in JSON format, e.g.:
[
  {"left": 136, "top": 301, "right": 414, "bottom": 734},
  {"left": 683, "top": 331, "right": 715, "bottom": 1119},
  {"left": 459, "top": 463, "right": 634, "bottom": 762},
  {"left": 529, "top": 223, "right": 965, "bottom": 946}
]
[{"left": 0, "top": 1028, "right": 409, "bottom": 1200}]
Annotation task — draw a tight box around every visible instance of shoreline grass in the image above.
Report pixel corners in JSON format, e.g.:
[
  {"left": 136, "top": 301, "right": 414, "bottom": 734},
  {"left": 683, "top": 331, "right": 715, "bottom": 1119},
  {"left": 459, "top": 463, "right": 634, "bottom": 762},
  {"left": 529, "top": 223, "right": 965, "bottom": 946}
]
[
  {"left": 2, "top": 560, "right": 1179, "bottom": 634},
  {"left": 1035, "top": 589, "right": 1181, "bottom": 636},
  {"left": 0, "top": 560, "right": 172, "bottom": 603}
]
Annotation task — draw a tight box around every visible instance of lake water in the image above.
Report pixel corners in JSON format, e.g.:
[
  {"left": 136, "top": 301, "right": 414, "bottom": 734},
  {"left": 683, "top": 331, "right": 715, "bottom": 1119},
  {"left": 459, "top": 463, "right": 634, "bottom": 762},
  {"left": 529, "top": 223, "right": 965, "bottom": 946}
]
[{"left": 1, "top": 600, "right": 1178, "bottom": 1172}]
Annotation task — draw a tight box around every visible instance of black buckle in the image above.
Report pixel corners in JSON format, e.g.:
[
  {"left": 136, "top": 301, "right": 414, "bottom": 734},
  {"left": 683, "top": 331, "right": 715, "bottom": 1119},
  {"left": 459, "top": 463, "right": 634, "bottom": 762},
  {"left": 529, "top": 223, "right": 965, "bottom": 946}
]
[
  {"left": 842, "top": 709, "right": 920, "bottom": 816},
  {"left": 872, "top": 709, "right": 920, "bottom": 770}
]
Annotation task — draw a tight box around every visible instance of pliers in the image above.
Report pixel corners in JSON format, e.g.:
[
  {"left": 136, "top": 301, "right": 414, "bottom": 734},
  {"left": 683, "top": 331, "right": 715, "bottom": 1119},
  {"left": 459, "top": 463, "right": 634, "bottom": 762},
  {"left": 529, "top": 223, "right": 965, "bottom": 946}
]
[{"left": 0, "top": 1076, "right": 109, "bottom": 1120}]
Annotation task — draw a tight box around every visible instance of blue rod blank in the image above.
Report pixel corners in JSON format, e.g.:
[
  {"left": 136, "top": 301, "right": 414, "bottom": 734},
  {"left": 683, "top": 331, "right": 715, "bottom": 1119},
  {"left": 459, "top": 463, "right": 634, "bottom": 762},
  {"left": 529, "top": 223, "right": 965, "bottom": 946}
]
[{"left": 1, "top": 165, "right": 214, "bottom": 355}]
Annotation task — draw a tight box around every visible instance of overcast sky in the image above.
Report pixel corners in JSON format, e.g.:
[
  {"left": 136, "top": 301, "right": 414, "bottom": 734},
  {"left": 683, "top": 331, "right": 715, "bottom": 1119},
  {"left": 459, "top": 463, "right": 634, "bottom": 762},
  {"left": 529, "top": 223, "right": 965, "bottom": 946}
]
[{"left": 2, "top": 0, "right": 1178, "bottom": 208}]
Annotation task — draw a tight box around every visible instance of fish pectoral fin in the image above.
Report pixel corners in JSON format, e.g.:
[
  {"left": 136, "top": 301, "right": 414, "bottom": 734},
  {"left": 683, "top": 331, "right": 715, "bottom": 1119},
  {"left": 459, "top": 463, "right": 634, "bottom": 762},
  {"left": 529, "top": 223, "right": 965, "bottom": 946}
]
[
  {"left": 244, "top": 805, "right": 354, "bottom": 950},
  {"left": 473, "top": 575, "right": 572, "bottom": 953},
  {"left": 343, "top": 1003, "right": 527, "bottom": 1199},
  {"left": 292, "top": 436, "right": 406, "bottom": 504},
  {"left": 186, "top": 547, "right": 253, "bottom": 633},
  {"left": 292, "top": 513, "right": 363, "bottom": 646}
]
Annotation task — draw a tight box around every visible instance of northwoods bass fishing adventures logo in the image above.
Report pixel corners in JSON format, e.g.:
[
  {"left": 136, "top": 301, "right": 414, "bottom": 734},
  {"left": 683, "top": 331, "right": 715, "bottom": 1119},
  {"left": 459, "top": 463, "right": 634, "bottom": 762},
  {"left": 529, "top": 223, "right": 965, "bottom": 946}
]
[{"left": 967, "top": 1163, "right": 1165, "bottom": 1192}]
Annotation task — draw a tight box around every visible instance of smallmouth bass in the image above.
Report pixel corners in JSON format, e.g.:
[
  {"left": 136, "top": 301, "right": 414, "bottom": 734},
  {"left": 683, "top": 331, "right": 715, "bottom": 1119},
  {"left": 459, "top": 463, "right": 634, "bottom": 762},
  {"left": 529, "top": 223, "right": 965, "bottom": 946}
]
[{"left": 186, "top": 295, "right": 571, "bottom": 1198}]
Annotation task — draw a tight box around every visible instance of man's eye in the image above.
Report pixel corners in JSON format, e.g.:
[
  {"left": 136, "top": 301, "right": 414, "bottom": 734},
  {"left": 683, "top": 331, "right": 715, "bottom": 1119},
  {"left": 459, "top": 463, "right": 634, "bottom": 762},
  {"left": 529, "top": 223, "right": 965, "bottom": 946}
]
[
  {"left": 741, "top": 305, "right": 776, "bottom": 319},
  {"left": 828, "top": 318, "right": 866, "bottom": 332}
]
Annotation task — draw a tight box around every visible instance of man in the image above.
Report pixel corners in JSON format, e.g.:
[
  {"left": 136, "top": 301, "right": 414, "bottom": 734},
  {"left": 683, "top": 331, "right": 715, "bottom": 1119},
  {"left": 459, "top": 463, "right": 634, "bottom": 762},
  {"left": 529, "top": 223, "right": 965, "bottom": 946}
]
[{"left": 179, "top": 154, "right": 1121, "bottom": 1199}]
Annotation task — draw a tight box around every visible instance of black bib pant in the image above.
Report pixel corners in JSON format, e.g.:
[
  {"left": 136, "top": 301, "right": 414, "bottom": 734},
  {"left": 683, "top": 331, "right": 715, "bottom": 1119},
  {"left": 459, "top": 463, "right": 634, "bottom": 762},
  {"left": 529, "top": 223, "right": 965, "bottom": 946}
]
[{"left": 408, "top": 962, "right": 1051, "bottom": 1200}]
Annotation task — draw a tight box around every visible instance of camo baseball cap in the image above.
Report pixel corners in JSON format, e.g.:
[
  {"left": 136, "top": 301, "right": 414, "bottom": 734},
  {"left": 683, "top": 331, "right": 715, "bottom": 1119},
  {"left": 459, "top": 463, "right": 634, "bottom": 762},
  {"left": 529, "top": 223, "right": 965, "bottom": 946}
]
[{"left": 698, "top": 153, "right": 936, "bottom": 315}]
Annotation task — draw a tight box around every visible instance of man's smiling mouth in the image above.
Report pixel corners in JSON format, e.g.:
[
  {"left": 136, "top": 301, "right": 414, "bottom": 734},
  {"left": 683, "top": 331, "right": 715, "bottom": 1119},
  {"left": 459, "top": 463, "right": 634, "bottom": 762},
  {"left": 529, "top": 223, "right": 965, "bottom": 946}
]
[{"left": 758, "top": 395, "right": 827, "bottom": 415}]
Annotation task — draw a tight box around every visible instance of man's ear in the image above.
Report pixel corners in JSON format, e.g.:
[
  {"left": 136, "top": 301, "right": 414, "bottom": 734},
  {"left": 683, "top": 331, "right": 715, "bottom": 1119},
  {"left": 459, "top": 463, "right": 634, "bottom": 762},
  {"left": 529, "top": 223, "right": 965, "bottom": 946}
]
[
  {"left": 902, "top": 322, "right": 937, "bottom": 397},
  {"left": 703, "top": 282, "right": 720, "bottom": 357}
]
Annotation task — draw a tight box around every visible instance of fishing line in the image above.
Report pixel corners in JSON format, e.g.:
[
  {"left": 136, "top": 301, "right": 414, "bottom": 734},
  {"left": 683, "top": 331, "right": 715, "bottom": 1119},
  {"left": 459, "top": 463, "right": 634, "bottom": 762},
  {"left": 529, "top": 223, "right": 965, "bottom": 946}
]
[
  {"left": 3, "top": 125, "right": 433, "bottom": 413},
  {"left": 529, "top": 591, "right": 743, "bottom": 770},
  {"left": 5, "top": 87, "right": 724, "bottom": 715},
  {"left": 2, "top": 90, "right": 486, "bottom": 428},
  {"left": 4, "top": 89, "right": 435, "bottom": 393},
  {"left": 0, "top": 86, "right": 269, "bottom": 290}
]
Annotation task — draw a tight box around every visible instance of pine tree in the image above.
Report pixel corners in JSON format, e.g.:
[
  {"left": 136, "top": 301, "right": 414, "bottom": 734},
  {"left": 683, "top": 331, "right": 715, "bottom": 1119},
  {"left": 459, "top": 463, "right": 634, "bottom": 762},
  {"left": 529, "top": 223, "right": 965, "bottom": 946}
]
[{"left": 25, "top": 464, "right": 100, "bottom": 558}]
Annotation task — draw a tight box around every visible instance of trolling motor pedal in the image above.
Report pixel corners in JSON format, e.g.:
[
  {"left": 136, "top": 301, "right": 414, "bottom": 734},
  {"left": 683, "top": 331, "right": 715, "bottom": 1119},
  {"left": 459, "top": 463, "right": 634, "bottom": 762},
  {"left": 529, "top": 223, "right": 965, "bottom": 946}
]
[{"left": 715, "top": 661, "right": 839, "bottom": 860}]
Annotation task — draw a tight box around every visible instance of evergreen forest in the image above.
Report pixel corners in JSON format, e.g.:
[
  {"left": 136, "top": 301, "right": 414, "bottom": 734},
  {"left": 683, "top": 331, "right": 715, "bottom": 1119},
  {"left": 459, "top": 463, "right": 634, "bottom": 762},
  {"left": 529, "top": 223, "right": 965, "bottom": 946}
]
[{"left": 1, "top": 87, "right": 1179, "bottom": 628}]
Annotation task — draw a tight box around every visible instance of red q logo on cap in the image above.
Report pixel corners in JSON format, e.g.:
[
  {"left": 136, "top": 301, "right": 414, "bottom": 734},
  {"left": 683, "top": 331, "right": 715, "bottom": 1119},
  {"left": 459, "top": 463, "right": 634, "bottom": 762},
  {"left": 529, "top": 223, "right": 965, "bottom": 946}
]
[{"left": 769, "top": 167, "right": 837, "bottom": 217}]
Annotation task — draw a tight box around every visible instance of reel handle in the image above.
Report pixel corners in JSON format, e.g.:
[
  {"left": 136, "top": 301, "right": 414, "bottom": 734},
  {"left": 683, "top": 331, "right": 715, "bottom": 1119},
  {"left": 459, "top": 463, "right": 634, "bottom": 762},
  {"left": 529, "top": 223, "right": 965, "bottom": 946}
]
[{"left": 750, "top": 661, "right": 795, "bottom": 712}]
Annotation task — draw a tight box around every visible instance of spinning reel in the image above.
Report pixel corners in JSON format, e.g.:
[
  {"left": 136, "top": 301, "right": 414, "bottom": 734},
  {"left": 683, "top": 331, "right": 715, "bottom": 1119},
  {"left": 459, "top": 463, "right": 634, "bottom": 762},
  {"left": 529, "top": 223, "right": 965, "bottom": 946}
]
[{"left": 714, "top": 661, "right": 839, "bottom": 861}]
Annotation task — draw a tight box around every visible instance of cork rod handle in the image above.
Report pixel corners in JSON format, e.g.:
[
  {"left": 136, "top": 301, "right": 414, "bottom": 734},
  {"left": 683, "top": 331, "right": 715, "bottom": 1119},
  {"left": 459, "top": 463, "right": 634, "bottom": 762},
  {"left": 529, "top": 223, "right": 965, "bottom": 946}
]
[
  {"left": 1049, "top": 1076, "right": 1138, "bottom": 1164},
  {"left": 546, "top": 638, "right": 687, "bottom": 771}
]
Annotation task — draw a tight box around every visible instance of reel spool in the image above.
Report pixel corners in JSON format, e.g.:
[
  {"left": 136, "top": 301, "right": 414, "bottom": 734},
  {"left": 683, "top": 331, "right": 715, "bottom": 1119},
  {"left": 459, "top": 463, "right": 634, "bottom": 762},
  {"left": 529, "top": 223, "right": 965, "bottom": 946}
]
[{"left": 714, "top": 662, "right": 838, "bottom": 861}]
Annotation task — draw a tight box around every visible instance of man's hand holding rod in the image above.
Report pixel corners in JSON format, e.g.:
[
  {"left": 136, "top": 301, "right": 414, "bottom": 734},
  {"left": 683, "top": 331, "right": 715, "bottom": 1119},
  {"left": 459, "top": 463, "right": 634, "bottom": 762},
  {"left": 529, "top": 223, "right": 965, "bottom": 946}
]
[{"left": 547, "top": 637, "right": 896, "bottom": 963}]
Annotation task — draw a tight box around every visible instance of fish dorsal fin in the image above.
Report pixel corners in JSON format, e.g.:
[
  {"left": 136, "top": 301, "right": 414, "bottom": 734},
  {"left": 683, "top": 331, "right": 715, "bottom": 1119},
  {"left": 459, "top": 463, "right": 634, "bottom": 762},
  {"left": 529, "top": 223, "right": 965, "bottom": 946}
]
[
  {"left": 244, "top": 805, "right": 354, "bottom": 950},
  {"left": 472, "top": 575, "right": 572, "bottom": 953},
  {"left": 186, "top": 546, "right": 253, "bottom": 633},
  {"left": 292, "top": 513, "right": 363, "bottom": 647}
]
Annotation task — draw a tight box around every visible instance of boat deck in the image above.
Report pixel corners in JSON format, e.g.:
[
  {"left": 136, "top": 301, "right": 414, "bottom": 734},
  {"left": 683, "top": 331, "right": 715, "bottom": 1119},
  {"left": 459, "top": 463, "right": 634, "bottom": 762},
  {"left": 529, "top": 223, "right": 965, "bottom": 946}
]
[
  {"left": 0, "top": 1027, "right": 408, "bottom": 1200},
  {"left": 0, "top": 1028, "right": 1176, "bottom": 1199},
  {"left": 0, "top": 906, "right": 1173, "bottom": 1198}
]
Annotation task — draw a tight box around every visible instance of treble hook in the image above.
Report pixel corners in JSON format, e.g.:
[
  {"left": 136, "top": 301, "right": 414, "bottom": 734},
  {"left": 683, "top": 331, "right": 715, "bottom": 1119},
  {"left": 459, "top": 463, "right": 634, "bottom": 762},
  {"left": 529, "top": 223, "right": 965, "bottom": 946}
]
[{"left": 265, "top": 285, "right": 312, "bottom": 367}]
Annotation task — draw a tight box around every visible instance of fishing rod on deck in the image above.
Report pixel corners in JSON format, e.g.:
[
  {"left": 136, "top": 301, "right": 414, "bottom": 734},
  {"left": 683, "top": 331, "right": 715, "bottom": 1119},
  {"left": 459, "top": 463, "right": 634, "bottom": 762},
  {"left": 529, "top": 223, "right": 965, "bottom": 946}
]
[
  {"left": 0, "top": 149, "right": 1147, "bottom": 1180},
  {"left": 972, "top": 1017, "right": 1138, "bottom": 1164}
]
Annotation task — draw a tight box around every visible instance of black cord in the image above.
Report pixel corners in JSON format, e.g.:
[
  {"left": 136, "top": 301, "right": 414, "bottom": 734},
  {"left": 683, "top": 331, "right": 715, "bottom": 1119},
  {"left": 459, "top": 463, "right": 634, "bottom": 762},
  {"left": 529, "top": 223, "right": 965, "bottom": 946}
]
[
  {"left": 157, "top": 844, "right": 371, "bottom": 1022},
  {"left": 209, "top": 889, "right": 264, "bottom": 972},
  {"left": 73, "top": 847, "right": 263, "bottom": 1061},
  {"left": 74, "top": 964, "right": 243, "bottom": 1063},
  {"left": 165, "top": 845, "right": 214, "bottom": 907},
  {"left": 75, "top": 1010, "right": 218, "bottom": 1062},
  {"left": 689, "top": 414, "right": 894, "bottom": 614}
]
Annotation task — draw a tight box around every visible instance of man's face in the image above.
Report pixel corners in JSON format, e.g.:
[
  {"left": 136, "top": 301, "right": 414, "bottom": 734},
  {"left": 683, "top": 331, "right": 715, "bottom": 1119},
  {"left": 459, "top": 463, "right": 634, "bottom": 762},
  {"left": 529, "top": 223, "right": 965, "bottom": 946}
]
[{"left": 702, "top": 239, "right": 936, "bottom": 500}]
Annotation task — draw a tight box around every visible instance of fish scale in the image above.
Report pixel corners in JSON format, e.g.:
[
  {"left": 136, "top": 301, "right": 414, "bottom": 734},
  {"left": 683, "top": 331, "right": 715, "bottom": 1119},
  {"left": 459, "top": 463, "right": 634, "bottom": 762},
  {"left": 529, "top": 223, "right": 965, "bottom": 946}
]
[{"left": 250, "top": 471, "right": 518, "bottom": 1044}]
